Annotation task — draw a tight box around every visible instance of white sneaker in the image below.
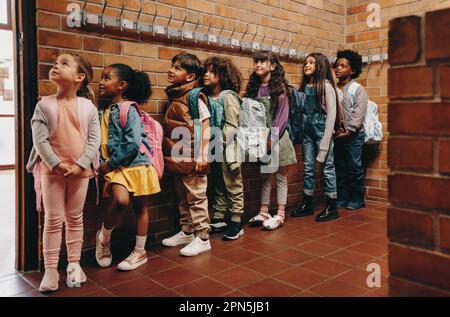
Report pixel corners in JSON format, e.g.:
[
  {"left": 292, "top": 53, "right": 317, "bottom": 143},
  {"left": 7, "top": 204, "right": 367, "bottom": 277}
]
[
  {"left": 162, "top": 231, "right": 194, "bottom": 247},
  {"left": 179, "top": 237, "right": 211, "bottom": 257},
  {"left": 95, "top": 230, "right": 112, "bottom": 268},
  {"left": 66, "top": 262, "right": 87, "bottom": 288},
  {"left": 117, "top": 250, "right": 147, "bottom": 271}
]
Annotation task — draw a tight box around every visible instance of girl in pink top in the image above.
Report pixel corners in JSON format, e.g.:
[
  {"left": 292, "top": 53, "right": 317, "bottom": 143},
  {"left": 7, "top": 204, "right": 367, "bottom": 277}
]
[{"left": 27, "top": 53, "right": 101, "bottom": 293}]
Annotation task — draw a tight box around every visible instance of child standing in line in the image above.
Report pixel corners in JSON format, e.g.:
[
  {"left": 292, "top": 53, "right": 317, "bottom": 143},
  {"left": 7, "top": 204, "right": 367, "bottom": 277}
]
[
  {"left": 291, "top": 53, "right": 340, "bottom": 222},
  {"left": 202, "top": 56, "right": 245, "bottom": 240},
  {"left": 161, "top": 53, "right": 212, "bottom": 256},
  {"left": 95, "top": 64, "right": 161, "bottom": 271},
  {"left": 246, "top": 51, "right": 297, "bottom": 231},
  {"left": 333, "top": 50, "right": 368, "bottom": 210},
  {"left": 27, "top": 53, "right": 101, "bottom": 292}
]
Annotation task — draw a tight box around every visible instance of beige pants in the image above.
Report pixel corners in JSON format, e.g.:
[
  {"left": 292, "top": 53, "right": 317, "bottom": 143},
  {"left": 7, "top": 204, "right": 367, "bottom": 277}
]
[{"left": 174, "top": 174, "right": 210, "bottom": 239}]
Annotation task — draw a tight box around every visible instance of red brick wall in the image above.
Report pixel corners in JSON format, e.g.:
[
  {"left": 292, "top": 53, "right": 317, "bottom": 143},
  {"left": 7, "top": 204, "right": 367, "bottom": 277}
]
[
  {"left": 387, "top": 8, "right": 450, "bottom": 296},
  {"left": 35, "top": 0, "right": 349, "bottom": 259}
]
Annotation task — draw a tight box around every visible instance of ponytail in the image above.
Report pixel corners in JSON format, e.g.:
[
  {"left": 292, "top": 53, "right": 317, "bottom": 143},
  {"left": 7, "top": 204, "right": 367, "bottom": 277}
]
[
  {"left": 64, "top": 52, "right": 95, "bottom": 104},
  {"left": 77, "top": 82, "right": 95, "bottom": 104},
  {"left": 109, "top": 63, "right": 152, "bottom": 104}
]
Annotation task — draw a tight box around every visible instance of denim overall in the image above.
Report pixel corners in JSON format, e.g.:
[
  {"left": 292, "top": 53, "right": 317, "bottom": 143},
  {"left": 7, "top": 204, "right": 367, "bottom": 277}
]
[{"left": 301, "top": 86, "right": 337, "bottom": 198}]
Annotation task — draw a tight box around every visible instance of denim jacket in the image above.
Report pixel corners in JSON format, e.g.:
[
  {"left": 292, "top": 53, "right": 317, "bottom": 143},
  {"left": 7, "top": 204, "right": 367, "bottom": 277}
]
[{"left": 99, "top": 103, "right": 151, "bottom": 169}]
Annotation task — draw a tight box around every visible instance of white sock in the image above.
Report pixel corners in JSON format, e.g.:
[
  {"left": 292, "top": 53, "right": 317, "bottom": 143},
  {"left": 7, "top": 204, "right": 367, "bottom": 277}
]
[
  {"left": 100, "top": 224, "right": 113, "bottom": 244},
  {"left": 135, "top": 235, "right": 147, "bottom": 253}
]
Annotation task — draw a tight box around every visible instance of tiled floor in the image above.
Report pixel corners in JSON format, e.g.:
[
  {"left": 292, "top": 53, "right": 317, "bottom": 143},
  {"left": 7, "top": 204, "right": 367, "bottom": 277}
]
[{"left": 4, "top": 200, "right": 389, "bottom": 297}]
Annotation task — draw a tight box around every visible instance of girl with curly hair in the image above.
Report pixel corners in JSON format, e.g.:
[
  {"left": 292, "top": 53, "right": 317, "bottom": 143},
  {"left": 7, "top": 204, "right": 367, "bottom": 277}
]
[
  {"left": 246, "top": 51, "right": 297, "bottom": 231},
  {"left": 202, "top": 56, "right": 246, "bottom": 240}
]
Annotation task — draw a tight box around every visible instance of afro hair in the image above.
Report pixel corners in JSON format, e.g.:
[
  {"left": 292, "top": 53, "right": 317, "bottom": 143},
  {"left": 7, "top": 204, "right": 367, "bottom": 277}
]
[{"left": 335, "top": 49, "right": 363, "bottom": 79}]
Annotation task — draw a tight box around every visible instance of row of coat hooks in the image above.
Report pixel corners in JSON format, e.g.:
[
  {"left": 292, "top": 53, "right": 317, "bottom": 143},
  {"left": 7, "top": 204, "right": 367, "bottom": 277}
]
[{"left": 68, "top": 0, "right": 388, "bottom": 68}]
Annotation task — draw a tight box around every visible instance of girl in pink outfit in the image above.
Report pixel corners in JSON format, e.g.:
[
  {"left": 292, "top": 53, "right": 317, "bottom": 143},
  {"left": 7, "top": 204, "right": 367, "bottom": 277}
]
[{"left": 27, "top": 53, "right": 101, "bottom": 293}]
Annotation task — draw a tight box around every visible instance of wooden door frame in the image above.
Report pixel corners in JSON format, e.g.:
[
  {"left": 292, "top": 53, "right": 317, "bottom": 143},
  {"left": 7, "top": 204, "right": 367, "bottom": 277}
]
[{"left": 15, "top": 0, "right": 39, "bottom": 271}]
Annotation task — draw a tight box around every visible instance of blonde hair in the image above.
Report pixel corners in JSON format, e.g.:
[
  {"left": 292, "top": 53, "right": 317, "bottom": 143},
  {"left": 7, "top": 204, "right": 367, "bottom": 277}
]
[{"left": 64, "top": 52, "right": 95, "bottom": 103}]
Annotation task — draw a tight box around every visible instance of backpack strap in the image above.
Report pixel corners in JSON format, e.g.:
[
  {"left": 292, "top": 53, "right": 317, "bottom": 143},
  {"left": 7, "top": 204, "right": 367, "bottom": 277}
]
[
  {"left": 119, "top": 101, "right": 140, "bottom": 129},
  {"left": 347, "top": 81, "right": 362, "bottom": 106},
  {"left": 187, "top": 87, "right": 204, "bottom": 120}
]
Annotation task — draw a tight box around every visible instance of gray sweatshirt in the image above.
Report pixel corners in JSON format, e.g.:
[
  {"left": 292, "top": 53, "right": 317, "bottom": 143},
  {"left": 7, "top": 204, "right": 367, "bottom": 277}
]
[{"left": 339, "top": 80, "right": 369, "bottom": 132}]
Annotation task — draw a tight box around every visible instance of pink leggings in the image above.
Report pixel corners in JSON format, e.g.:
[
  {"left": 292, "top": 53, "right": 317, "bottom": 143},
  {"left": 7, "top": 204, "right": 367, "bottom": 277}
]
[{"left": 41, "top": 174, "right": 89, "bottom": 269}]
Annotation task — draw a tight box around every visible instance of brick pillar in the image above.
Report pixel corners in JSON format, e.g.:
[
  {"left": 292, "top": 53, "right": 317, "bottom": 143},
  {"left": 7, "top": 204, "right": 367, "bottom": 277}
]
[{"left": 388, "top": 8, "right": 450, "bottom": 296}]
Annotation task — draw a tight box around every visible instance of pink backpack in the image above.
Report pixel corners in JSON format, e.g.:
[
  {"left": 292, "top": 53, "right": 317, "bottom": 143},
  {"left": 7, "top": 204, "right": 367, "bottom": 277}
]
[{"left": 119, "top": 101, "right": 164, "bottom": 179}]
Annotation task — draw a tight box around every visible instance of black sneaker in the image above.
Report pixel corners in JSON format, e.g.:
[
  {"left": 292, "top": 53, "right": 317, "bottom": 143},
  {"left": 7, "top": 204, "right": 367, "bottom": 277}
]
[
  {"left": 210, "top": 218, "right": 228, "bottom": 233},
  {"left": 222, "top": 221, "right": 244, "bottom": 240}
]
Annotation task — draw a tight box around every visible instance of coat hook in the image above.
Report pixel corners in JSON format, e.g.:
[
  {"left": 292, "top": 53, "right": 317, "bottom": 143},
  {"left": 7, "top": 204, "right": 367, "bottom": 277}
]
[
  {"left": 367, "top": 48, "right": 373, "bottom": 74},
  {"left": 240, "top": 24, "right": 249, "bottom": 42},
  {"left": 193, "top": 15, "right": 201, "bottom": 43},
  {"left": 135, "top": 0, "right": 142, "bottom": 34},
  {"left": 218, "top": 23, "right": 225, "bottom": 46},
  {"left": 119, "top": 2, "right": 125, "bottom": 31},
  {"left": 378, "top": 45, "right": 384, "bottom": 77},
  {"left": 100, "top": 0, "right": 108, "bottom": 28},
  {"left": 261, "top": 29, "right": 267, "bottom": 44},
  {"left": 180, "top": 14, "right": 188, "bottom": 41},
  {"left": 151, "top": 6, "right": 158, "bottom": 36},
  {"left": 82, "top": 0, "right": 89, "bottom": 26},
  {"left": 166, "top": 11, "right": 173, "bottom": 39},
  {"left": 251, "top": 25, "right": 259, "bottom": 43},
  {"left": 230, "top": 23, "right": 236, "bottom": 39}
]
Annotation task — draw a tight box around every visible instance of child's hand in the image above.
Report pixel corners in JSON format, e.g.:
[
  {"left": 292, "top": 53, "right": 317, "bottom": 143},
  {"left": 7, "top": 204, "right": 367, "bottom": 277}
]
[
  {"left": 335, "top": 129, "right": 351, "bottom": 139},
  {"left": 98, "top": 162, "right": 112, "bottom": 175},
  {"left": 195, "top": 160, "right": 208, "bottom": 176},
  {"left": 64, "top": 164, "right": 84, "bottom": 178},
  {"left": 53, "top": 162, "right": 71, "bottom": 176}
]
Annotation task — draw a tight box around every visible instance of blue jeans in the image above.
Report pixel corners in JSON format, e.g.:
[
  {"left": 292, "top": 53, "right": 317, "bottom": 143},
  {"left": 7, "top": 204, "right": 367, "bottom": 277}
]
[
  {"left": 302, "top": 114, "right": 337, "bottom": 198},
  {"left": 334, "top": 130, "right": 365, "bottom": 203}
]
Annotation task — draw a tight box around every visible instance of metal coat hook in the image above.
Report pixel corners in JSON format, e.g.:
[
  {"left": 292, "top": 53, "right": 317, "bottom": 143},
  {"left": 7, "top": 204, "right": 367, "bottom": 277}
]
[
  {"left": 180, "top": 14, "right": 188, "bottom": 40},
  {"left": 119, "top": 2, "right": 125, "bottom": 31},
  {"left": 251, "top": 25, "right": 259, "bottom": 43},
  {"left": 378, "top": 45, "right": 384, "bottom": 77},
  {"left": 166, "top": 11, "right": 173, "bottom": 39},
  {"left": 100, "top": 0, "right": 108, "bottom": 28},
  {"left": 367, "top": 48, "right": 373, "bottom": 73},
  {"left": 135, "top": 1, "right": 142, "bottom": 34},
  {"left": 206, "top": 20, "right": 214, "bottom": 44},
  {"left": 240, "top": 24, "right": 249, "bottom": 42},
  {"left": 218, "top": 23, "right": 225, "bottom": 46},
  {"left": 278, "top": 33, "right": 287, "bottom": 55},
  {"left": 151, "top": 6, "right": 158, "bottom": 36},
  {"left": 261, "top": 29, "right": 267, "bottom": 45},
  {"left": 230, "top": 23, "right": 237, "bottom": 39},
  {"left": 193, "top": 15, "right": 201, "bottom": 43},
  {"left": 82, "top": 0, "right": 89, "bottom": 26}
]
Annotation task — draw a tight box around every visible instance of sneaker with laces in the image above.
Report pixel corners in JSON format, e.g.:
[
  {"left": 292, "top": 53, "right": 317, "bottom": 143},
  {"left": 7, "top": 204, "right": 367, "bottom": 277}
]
[
  {"left": 117, "top": 250, "right": 147, "bottom": 271},
  {"left": 95, "top": 230, "right": 112, "bottom": 268},
  {"left": 162, "top": 230, "right": 194, "bottom": 247},
  {"left": 66, "top": 262, "right": 87, "bottom": 288},
  {"left": 222, "top": 221, "right": 244, "bottom": 240},
  {"left": 210, "top": 218, "right": 228, "bottom": 233},
  {"left": 179, "top": 237, "right": 211, "bottom": 256}
]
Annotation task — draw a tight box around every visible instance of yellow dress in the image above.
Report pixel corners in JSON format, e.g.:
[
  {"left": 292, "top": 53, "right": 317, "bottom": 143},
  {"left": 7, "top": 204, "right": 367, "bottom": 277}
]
[{"left": 101, "top": 106, "right": 161, "bottom": 197}]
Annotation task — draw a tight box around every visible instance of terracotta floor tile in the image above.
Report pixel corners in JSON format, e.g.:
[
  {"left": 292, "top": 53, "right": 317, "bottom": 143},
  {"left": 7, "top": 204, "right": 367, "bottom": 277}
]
[
  {"left": 136, "top": 256, "right": 178, "bottom": 276},
  {"left": 211, "top": 266, "right": 265, "bottom": 288},
  {"left": 292, "top": 290, "right": 319, "bottom": 297},
  {"left": 240, "top": 278, "right": 301, "bottom": 297},
  {"left": 241, "top": 256, "right": 293, "bottom": 276},
  {"left": 366, "top": 234, "right": 389, "bottom": 247},
  {"left": 289, "top": 227, "right": 327, "bottom": 240},
  {"left": 273, "top": 266, "right": 327, "bottom": 289},
  {"left": 106, "top": 277, "right": 166, "bottom": 297},
  {"left": 309, "top": 279, "right": 368, "bottom": 297},
  {"left": 148, "top": 266, "right": 202, "bottom": 288},
  {"left": 183, "top": 255, "right": 236, "bottom": 276},
  {"left": 338, "top": 228, "right": 380, "bottom": 241},
  {"left": 13, "top": 289, "right": 46, "bottom": 297},
  {"left": 363, "top": 286, "right": 389, "bottom": 297},
  {"left": 358, "top": 258, "right": 390, "bottom": 278},
  {"left": 335, "top": 268, "right": 389, "bottom": 290},
  {"left": 316, "top": 234, "right": 360, "bottom": 248},
  {"left": 243, "top": 240, "right": 288, "bottom": 255},
  {"left": 87, "top": 267, "right": 142, "bottom": 289},
  {"left": 48, "top": 280, "right": 105, "bottom": 297},
  {"left": 224, "top": 290, "right": 252, "bottom": 297},
  {"left": 152, "top": 289, "right": 182, "bottom": 297},
  {"left": 294, "top": 240, "right": 340, "bottom": 256},
  {"left": 174, "top": 278, "right": 233, "bottom": 297},
  {"left": 82, "top": 288, "right": 114, "bottom": 297},
  {"left": 215, "top": 248, "right": 263, "bottom": 264},
  {"left": 347, "top": 242, "right": 388, "bottom": 257},
  {"left": 270, "top": 248, "right": 318, "bottom": 265},
  {"left": 325, "top": 249, "right": 376, "bottom": 267},
  {"left": 300, "top": 258, "right": 352, "bottom": 278}
]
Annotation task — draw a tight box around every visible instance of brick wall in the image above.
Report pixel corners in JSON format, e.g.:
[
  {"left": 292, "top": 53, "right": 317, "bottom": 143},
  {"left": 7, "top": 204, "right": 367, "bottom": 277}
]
[
  {"left": 35, "top": 0, "right": 348, "bottom": 258},
  {"left": 346, "top": 0, "right": 450, "bottom": 202},
  {"left": 387, "top": 8, "right": 450, "bottom": 296}
]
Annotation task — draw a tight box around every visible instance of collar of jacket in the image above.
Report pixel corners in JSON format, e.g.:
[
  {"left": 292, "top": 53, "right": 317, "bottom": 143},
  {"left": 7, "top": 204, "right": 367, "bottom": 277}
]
[{"left": 165, "top": 80, "right": 198, "bottom": 99}]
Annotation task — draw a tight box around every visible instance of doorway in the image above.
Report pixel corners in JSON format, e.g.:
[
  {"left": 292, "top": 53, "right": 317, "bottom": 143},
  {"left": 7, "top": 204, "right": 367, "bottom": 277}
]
[{"left": 0, "top": 0, "right": 16, "bottom": 278}]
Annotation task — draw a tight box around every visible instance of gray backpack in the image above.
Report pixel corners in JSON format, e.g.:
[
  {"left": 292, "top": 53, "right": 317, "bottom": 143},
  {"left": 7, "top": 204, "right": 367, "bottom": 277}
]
[{"left": 236, "top": 98, "right": 269, "bottom": 161}]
